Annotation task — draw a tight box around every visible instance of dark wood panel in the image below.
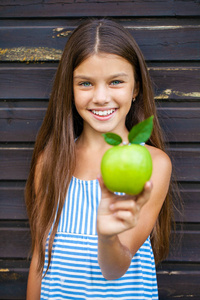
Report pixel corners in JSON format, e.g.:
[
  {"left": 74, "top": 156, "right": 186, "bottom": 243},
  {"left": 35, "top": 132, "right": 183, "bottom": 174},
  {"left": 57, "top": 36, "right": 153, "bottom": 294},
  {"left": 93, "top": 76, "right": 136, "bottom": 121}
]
[
  {"left": 0, "top": 67, "right": 199, "bottom": 100},
  {"left": 0, "top": 25, "right": 199, "bottom": 61},
  {"left": 157, "top": 107, "right": 200, "bottom": 142},
  {"left": 0, "top": 267, "right": 200, "bottom": 300},
  {"left": 0, "top": 226, "right": 199, "bottom": 262},
  {"left": 0, "top": 227, "right": 31, "bottom": 258},
  {"left": 0, "top": 0, "right": 199, "bottom": 17},
  {"left": 0, "top": 182, "right": 199, "bottom": 222},
  {"left": 0, "top": 183, "right": 27, "bottom": 220},
  {"left": 0, "top": 146, "right": 200, "bottom": 181},
  {"left": 157, "top": 268, "right": 200, "bottom": 300},
  {"left": 1, "top": 105, "right": 200, "bottom": 142},
  {"left": 0, "top": 67, "right": 55, "bottom": 99},
  {"left": 168, "top": 231, "right": 200, "bottom": 262},
  {"left": 0, "top": 260, "right": 28, "bottom": 299},
  {"left": 151, "top": 68, "right": 200, "bottom": 100},
  {"left": 175, "top": 183, "right": 200, "bottom": 223},
  {"left": 169, "top": 147, "right": 200, "bottom": 182},
  {"left": 0, "top": 106, "right": 46, "bottom": 142},
  {"left": 0, "top": 148, "right": 33, "bottom": 181}
]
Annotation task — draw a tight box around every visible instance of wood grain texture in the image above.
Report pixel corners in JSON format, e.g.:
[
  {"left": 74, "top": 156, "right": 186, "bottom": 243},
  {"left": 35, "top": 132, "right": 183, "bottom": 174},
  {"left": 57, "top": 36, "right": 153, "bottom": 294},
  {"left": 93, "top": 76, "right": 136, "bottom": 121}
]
[
  {"left": 157, "top": 106, "right": 200, "bottom": 142},
  {"left": 0, "top": 226, "right": 31, "bottom": 258},
  {"left": 0, "top": 226, "right": 199, "bottom": 262},
  {"left": 0, "top": 260, "right": 28, "bottom": 299},
  {"left": 169, "top": 147, "right": 200, "bottom": 182},
  {"left": 0, "top": 261, "right": 200, "bottom": 300},
  {"left": 0, "top": 24, "right": 199, "bottom": 61},
  {"left": 1, "top": 146, "right": 199, "bottom": 181},
  {"left": 0, "top": 182, "right": 27, "bottom": 220},
  {"left": 0, "top": 67, "right": 199, "bottom": 99},
  {"left": 0, "top": 182, "right": 199, "bottom": 222},
  {"left": 0, "top": 262, "right": 200, "bottom": 299},
  {"left": 1, "top": 104, "right": 200, "bottom": 142},
  {"left": 0, "top": 0, "right": 199, "bottom": 17},
  {"left": 157, "top": 266, "right": 200, "bottom": 300}
]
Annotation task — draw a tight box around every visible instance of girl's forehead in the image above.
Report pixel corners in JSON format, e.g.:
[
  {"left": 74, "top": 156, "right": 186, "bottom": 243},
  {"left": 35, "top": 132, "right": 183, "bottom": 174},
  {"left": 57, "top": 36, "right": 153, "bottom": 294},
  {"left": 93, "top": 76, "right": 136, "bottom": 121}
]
[
  {"left": 81, "top": 52, "right": 130, "bottom": 64},
  {"left": 74, "top": 53, "right": 135, "bottom": 76}
]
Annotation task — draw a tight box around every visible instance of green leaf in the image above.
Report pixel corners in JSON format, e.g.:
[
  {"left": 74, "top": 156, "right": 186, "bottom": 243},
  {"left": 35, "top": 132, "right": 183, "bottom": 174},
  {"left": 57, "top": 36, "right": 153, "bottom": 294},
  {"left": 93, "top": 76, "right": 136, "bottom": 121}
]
[
  {"left": 128, "top": 116, "right": 154, "bottom": 144},
  {"left": 102, "top": 133, "right": 122, "bottom": 146}
]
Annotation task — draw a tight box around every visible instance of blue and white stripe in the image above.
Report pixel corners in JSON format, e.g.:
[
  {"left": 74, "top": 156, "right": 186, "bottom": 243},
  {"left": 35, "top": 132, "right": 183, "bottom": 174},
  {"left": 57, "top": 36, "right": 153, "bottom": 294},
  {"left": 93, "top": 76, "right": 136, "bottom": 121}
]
[{"left": 40, "top": 176, "right": 158, "bottom": 300}]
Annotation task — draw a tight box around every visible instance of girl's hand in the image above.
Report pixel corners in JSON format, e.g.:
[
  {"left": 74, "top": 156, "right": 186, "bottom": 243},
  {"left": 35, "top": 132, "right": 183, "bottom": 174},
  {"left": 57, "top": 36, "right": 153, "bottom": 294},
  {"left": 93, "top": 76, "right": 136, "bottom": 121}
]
[{"left": 97, "top": 175, "right": 153, "bottom": 238}]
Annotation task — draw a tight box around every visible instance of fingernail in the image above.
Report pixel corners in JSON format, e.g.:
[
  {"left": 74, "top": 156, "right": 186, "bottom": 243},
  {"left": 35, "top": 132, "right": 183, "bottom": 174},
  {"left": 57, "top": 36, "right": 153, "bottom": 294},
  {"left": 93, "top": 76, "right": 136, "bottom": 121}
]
[{"left": 147, "top": 181, "right": 152, "bottom": 189}]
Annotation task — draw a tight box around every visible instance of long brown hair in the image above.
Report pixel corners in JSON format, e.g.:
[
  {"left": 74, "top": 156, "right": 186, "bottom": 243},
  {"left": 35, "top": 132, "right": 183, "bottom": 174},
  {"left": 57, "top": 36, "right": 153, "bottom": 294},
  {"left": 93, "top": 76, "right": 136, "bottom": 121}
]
[{"left": 25, "top": 18, "right": 174, "bottom": 275}]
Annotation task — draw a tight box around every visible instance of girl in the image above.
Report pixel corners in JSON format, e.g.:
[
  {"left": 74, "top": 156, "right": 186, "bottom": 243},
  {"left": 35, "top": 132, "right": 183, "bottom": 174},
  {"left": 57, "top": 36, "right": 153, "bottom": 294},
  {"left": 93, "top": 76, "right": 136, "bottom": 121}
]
[{"left": 26, "top": 19, "right": 173, "bottom": 299}]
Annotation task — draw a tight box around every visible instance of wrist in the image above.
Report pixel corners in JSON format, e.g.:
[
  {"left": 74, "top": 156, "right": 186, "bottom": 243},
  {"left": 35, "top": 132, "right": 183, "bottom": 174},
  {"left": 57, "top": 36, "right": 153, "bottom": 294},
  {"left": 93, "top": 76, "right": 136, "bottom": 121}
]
[{"left": 97, "top": 233, "right": 118, "bottom": 244}]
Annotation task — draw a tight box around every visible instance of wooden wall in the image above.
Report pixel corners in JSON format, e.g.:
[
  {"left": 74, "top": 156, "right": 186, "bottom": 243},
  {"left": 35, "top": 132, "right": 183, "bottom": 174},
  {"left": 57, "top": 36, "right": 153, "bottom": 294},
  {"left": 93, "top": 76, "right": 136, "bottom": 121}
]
[{"left": 0, "top": 1, "right": 200, "bottom": 299}]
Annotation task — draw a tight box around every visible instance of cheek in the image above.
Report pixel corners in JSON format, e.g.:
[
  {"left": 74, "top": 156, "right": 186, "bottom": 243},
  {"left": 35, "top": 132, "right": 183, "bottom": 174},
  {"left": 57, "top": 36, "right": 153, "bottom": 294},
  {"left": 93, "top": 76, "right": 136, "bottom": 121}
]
[
  {"left": 113, "top": 89, "right": 133, "bottom": 104},
  {"left": 74, "top": 91, "right": 88, "bottom": 108}
]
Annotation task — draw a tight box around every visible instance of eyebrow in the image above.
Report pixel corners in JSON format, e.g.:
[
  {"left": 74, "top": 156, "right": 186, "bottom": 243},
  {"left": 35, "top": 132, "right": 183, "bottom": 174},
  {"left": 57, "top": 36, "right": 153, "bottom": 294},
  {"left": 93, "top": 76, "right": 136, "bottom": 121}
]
[
  {"left": 73, "top": 73, "right": 129, "bottom": 80},
  {"left": 73, "top": 75, "right": 92, "bottom": 80}
]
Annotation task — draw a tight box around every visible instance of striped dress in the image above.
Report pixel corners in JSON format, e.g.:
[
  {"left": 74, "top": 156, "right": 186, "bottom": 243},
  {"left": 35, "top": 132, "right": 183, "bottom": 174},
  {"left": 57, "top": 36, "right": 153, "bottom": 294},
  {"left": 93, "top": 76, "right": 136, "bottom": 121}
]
[{"left": 40, "top": 176, "right": 158, "bottom": 300}]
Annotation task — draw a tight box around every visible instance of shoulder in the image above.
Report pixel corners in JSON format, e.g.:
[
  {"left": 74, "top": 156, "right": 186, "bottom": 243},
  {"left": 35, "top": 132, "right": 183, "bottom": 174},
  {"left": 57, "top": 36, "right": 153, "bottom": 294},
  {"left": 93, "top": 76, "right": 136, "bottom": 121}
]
[
  {"left": 146, "top": 144, "right": 172, "bottom": 169},
  {"left": 145, "top": 144, "right": 172, "bottom": 183}
]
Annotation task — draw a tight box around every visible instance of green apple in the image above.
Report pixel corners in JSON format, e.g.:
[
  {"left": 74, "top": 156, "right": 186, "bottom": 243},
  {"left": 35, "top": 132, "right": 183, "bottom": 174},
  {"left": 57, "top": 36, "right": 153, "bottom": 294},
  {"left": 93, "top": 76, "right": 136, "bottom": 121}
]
[
  {"left": 101, "top": 116, "right": 154, "bottom": 195},
  {"left": 101, "top": 144, "right": 152, "bottom": 195}
]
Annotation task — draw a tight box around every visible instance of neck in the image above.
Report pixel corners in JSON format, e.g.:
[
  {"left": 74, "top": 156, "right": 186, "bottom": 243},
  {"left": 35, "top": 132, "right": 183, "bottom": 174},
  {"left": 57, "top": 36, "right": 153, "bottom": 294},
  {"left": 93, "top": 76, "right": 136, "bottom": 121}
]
[{"left": 77, "top": 124, "right": 130, "bottom": 149}]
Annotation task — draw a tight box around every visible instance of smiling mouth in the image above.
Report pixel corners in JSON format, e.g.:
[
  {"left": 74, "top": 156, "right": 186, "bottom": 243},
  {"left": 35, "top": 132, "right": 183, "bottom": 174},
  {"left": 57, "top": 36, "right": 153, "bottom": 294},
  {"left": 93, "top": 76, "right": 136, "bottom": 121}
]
[{"left": 90, "top": 109, "right": 116, "bottom": 116}]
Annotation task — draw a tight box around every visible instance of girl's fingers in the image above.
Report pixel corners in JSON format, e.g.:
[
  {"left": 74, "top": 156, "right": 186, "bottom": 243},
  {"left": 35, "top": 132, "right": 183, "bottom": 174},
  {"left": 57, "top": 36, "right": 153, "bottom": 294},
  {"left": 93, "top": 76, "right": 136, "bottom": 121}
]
[
  {"left": 109, "top": 181, "right": 152, "bottom": 211},
  {"left": 114, "top": 210, "right": 139, "bottom": 227},
  {"left": 110, "top": 199, "right": 138, "bottom": 213}
]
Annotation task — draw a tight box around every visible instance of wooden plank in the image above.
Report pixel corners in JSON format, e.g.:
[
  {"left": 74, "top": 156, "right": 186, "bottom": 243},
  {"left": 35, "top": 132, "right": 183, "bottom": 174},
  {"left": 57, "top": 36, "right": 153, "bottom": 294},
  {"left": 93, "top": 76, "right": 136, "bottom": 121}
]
[
  {"left": 0, "top": 226, "right": 199, "bottom": 262},
  {"left": 0, "top": 183, "right": 27, "bottom": 220},
  {"left": 0, "top": 260, "right": 28, "bottom": 299},
  {"left": 0, "top": 261, "right": 200, "bottom": 299},
  {"left": 1, "top": 104, "right": 200, "bottom": 142},
  {"left": 0, "top": 0, "right": 199, "bottom": 17},
  {"left": 0, "top": 146, "right": 199, "bottom": 181},
  {"left": 0, "top": 182, "right": 199, "bottom": 222},
  {"left": 157, "top": 266, "right": 200, "bottom": 300},
  {"left": 0, "top": 106, "right": 46, "bottom": 142},
  {"left": 0, "top": 67, "right": 55, "bottom": 99},
  {"left": 0, "top": 227, "right": 31, "bottom": 258},
  {"left": 157, "top": 107, "right": 200, "bottom": 142},
  {"left": 167, "top": 230, "right": 200, "bottom": 262},
  {"left": 174, "top": 183, "right": 200, "bottom": 223},
  {"left": 0, "top": 148, "right": 33, "bottom": 181},
  {"left": 151, "top": 67, "right": 200, "bottom": 100},
  {"left": 0, "top": 271, "right": 199, "bottom": 300},
  {"left": 0, "top": 25, "right": 199, "bottom": 61},
  {"left": 169, "top": 147, "right": 200, "bottom": 182},
  {"left": 0, "top": 67, "right": 199, "bottom": 100}
]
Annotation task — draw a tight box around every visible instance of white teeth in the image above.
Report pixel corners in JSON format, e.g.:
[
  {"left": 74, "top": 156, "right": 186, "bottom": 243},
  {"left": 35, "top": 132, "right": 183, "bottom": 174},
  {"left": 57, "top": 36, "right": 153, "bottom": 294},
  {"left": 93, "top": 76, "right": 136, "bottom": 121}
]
[{"left": 92, "top": 109, "right": 115, "bottom": 116}]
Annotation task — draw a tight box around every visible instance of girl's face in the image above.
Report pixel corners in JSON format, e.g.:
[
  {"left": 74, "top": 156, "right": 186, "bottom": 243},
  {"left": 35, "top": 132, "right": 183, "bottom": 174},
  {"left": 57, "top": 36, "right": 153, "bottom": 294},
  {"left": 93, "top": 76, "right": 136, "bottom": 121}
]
[{"left": 73, "top": 53, "right": 139, "bottom": 139}]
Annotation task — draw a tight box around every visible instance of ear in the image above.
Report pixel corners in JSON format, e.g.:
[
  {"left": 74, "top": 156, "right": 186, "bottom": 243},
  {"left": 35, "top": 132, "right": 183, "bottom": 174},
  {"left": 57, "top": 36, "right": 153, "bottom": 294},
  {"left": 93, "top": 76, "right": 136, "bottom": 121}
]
[{"left": 133, "top": 82, "right": 140, "bottom": 99}]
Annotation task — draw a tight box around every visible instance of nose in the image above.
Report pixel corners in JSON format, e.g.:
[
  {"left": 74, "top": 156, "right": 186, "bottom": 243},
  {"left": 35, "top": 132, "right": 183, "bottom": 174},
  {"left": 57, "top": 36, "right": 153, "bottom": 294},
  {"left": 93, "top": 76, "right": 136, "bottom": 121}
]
[{"left": 93, "top": 84, "right": 110, "bottom": 105}]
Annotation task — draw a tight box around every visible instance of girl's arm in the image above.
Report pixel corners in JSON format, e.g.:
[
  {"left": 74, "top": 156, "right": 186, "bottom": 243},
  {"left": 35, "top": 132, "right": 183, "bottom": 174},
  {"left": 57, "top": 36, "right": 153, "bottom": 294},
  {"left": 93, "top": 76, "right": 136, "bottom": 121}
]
[
  {"left": 97, "top": 147, "right": 172, "bottom": 280},
  {"left": 26, "top": 246, "right": 41, "bottom": 300}
]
